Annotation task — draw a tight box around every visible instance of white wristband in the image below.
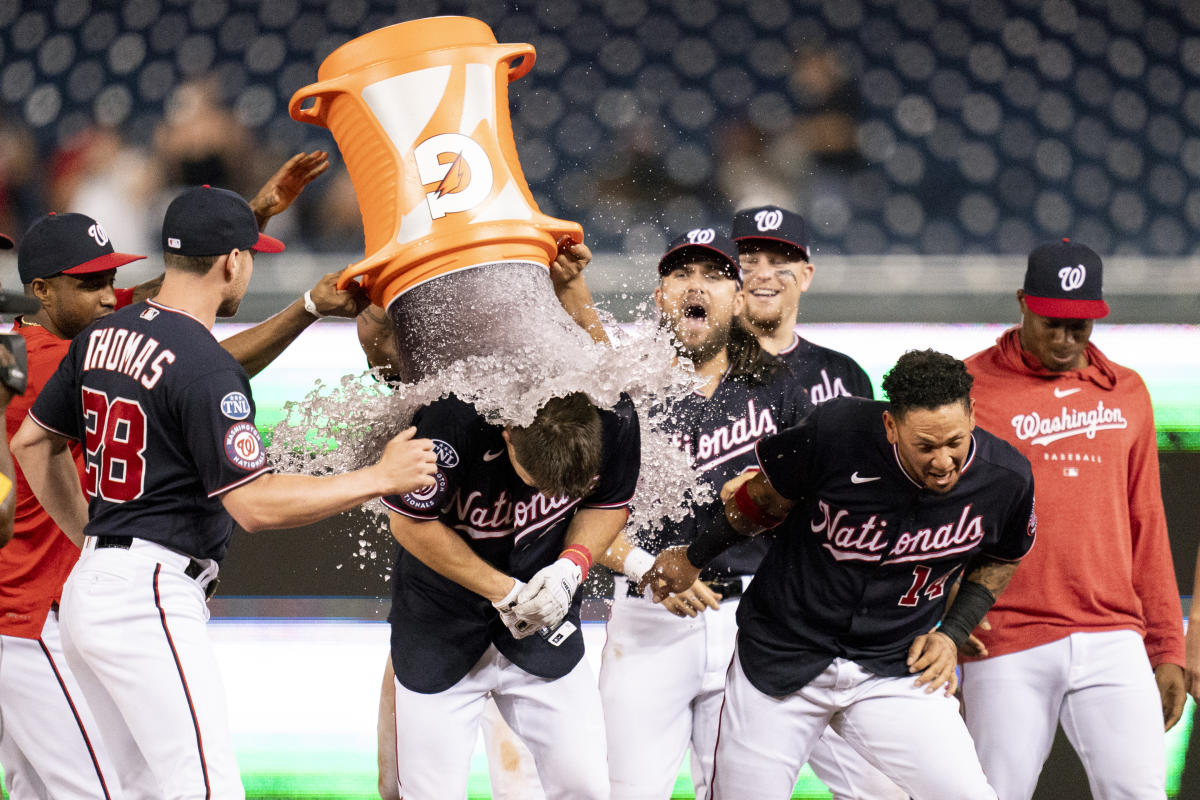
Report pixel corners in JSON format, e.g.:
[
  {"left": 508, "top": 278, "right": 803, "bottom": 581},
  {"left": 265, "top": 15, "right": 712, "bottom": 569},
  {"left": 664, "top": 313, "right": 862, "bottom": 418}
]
[
  {"left": 303, "top": 289, "right": 322, "bottom": 318},
  {"left": 623, "top": 547, "right": 656, "bottom": 585}
]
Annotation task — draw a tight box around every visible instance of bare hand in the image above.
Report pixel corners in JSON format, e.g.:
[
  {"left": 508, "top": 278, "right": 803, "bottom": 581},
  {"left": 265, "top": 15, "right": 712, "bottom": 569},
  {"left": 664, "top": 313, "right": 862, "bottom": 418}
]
[
  {"left": 907, "top": 630, "right": 959, "bottom": 696},
  {"left": 308, "top": 271, "right": 370, "bottom": 318},
  {"left": 1156, "top": 662, "right": 1186, "bottom": 731},
  {"left": 376, "top": 427, "right": 437, "bottom": 495},
  {"left": 958, "top": 615, "right": 991, "bottom": 658},
  {"left": 250, "top": 150, "right": 331, "bottom": 225},
  {"left": 641, "top": 546, "right": 701, "bottom": 602},
  {"left": 549, "top": 237, "right": 591, "bottom": 290},
  {"left": 661, "top": 579, "right": 722, "bottom": 618}
]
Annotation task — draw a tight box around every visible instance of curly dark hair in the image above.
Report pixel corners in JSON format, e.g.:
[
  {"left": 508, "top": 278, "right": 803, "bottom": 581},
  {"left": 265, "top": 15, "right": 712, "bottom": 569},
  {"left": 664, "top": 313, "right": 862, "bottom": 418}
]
[
  {"left": 507, "top": 392, "right": 603, "bottom": 499},
  {"left": 881, "top": 349, "right": 973, "bottom": 417}
]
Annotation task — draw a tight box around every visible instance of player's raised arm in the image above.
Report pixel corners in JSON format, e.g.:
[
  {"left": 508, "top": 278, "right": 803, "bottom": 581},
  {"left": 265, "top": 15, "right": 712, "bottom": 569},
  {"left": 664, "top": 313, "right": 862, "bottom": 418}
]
[
  {"left": 643, "top": 470, "right": 793, "bottom": 600},
  {"left": 219, "top": 426, "right": 436, "bottom": 532},
  {"left": 10, "top": 417, "right": 89, "bottom": 548},
  {"left": 249, "top": 150, "right": 331, "bottom": 231},
  {"left": 550, "top": 237, "right": 609, "bottom": 345}
]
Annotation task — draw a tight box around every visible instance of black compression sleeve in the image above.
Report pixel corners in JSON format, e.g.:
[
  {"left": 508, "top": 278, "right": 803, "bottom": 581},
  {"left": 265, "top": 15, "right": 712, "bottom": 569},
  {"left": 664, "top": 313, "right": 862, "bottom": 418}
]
[
  {"left": 685, "top": 496, "right": 751, "bottom": 568},
  {"left": 936, "top": 581, "right": 997, "bottom": 648}
]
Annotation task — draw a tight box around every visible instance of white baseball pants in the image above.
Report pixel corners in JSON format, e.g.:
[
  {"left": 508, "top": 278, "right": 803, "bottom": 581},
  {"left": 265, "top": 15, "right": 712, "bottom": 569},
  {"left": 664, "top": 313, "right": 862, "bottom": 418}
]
[
  {"left": 391, "top": 644, "right": 608, "bottom": 799},
  {"left": 0, "top": 613, "right": 121, "bottom": 799},
  {"left": 961, "top": 630, "right": 1167, "bottom": 800},
  {"left": 711, "top": 648, "right": 995, "bottom": 800},
  {"left": 600, "top": 590, "right": 906, "bottom": 800},
  {"left": 59, "top": 541, "right": 241, "bottom": 800}
]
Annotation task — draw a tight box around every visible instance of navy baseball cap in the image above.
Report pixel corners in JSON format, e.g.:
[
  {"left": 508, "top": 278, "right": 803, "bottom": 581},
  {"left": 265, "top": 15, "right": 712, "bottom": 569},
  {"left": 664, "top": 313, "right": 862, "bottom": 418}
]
[
  {"left": 1023, "top": 238, "right": 1109, "bottom": 319},
  {"left": 18, "top": 213, "right": 145, "bottom": 284},
  {"left": 732, "top": 205, "right": 810, "bottom": 260},
  {"left": 0, "top": 233, "right": 11, "bottom": 250},
  {"left": 657, "top": 228, "right": 740, "bottom": 281},
  {"left": 162, "top": 185, "right": 284, "bottom": 257}
]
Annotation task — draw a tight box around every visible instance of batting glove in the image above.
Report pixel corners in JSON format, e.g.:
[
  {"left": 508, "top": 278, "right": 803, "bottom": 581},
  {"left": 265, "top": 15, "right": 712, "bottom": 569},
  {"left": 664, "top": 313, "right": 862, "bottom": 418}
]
[
  {"left": 511, "top": 558, "right": 582, "bottom": 632},
  {"left": 491, "top": 579, "right": 537, "bottom": 639}
]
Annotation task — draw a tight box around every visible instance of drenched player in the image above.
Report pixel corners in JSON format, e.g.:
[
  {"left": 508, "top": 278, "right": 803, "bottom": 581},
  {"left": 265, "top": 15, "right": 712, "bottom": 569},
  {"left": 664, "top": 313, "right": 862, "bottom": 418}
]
[
  {"left": 591, "top": 227, "right": 809, "bottom": 798},
  {"left": 380, "top": 385, "right": 638, "bottom": 798},
  {"left": 646, "top": 349, "right": 1035, "bottom": 799},
  {"left": 960, "top": 239, "right": 1185, "bottom": 799},
  {"left": 10, "top": 185, "right": 437, "bottom": 799},
  {"left": 734, "top": 205, "right": 906, "bottom": 800},
  {"left": 362, "top": 238, "right": 598, "bottom": 800},
  {"left": 733, "top": 205, "right": 871, "bottom": 403}
]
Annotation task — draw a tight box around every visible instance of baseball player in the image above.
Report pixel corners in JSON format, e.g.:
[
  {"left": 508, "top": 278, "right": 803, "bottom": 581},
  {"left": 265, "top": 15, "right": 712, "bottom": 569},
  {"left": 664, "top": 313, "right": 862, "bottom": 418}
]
[
  {"left": 645, "top": 349, "right": 1036, "bottom": 799},
  {"left": 733, "top": 205, "right": 907, "bottom": 800},
  {"left": 364, "top": 238, "right": 602, "bottom": 800},
  {"left": 960, "top": 239, "right": 1186, "bottom": 799},
  {"left": 0, "top": 155, "right": 366, "bottom": 800},
  {"left": 592, "top": 226, "right": 809, "bottom": 799},
  {"left": 732, "top": 205, "right": 872, "bottom": 403},
  {"left": 380, "top": 387, "right": 639, "bottom": 799},
  {"left": 10, "top": 185, "right": 437, "bottom": 799}
]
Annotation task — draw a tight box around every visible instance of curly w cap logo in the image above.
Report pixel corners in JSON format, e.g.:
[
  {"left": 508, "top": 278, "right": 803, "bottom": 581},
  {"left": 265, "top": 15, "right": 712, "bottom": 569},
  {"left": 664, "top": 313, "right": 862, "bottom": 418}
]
[
  {"left": 87, "top": 223, "right": 109, "bottom": 247},
  {"left": 686, "top": 228, "right": 716, "bottom": 245},
  {"left": 1058, "top": 264, "right": 1086, "bottom": 292},
  {"left": 755, "top": 209, "right": 783, "bottom": 231}
]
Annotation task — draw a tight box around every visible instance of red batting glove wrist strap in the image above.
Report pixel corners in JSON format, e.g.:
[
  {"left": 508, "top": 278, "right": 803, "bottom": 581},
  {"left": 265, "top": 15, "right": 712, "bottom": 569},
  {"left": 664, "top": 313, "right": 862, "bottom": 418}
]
[
  {"left": 559, "top": 545, "right": 592, "bottom": 582},
  {"left": 733, "top": 482, "right": 782, "bottom": 530}
]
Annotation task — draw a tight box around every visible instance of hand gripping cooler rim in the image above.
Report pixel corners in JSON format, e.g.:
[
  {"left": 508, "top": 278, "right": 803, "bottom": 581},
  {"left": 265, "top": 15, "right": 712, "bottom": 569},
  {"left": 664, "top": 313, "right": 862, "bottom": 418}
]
[{"left": 287, "top": 16, "right": 583, "bottom": 309}]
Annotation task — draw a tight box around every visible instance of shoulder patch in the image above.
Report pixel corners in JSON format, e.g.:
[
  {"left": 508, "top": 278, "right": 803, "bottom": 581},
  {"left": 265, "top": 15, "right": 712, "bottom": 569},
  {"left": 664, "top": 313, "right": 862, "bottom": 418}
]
[
  {"left": 431, "top": 439, "right": 459, "bottom": 468},
  {"left": 224, "top": 422, "right": 266, "bottom": 471},
  {"left": 401, "top": 471, "right": 448, "bottom": 511},
  {"left": 220, "top": 391, "right": 252, "bottom": 420}
]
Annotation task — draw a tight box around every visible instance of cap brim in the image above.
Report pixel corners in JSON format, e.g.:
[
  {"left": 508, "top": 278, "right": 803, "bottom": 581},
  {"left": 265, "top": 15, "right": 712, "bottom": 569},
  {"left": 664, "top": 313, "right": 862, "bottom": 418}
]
[
  {"left": 1024, "top": 295, "right": 1110, "bottom": 319},
  {"left": 658, "top": 243, "right": 739, "bottom": 280},
  {"left": 251, "top": 232, "right": 285, "bottom": 253},
  {"left": 733, "top": 234, "right": 809, "bottom": 260},
  {"left": 61, "top": 252, "right": 147, "bottom": 275},
  {"left": 0, "top": 234, "right": 12, "bottom": 250}
]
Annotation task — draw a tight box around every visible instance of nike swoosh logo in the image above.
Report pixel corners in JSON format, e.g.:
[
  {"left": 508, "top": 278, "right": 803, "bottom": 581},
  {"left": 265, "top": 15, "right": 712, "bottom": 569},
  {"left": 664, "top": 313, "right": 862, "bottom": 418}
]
[
  {"left": 850, "top": 472, "right": 881, "bottom": 484},
  {"left": 482, "top": 449, "right": 505, "bottom": 462},
  {"left": 1053, "top": 387, "right": 1082, "bottom": 398}
]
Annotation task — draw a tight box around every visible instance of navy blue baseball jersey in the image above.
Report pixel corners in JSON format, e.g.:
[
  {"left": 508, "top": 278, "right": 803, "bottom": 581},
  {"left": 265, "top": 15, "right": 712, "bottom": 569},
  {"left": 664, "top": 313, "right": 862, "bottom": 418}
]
[
  {"left": 28, "top": 301, "right": 271, "bottom": 562},
  {"left": 382, "top": 395, "right": 640, "bottom": 694},
  {"left": 779, "top": 333, "right": 873, "bottom": 404},
  {"left": 737, "top": 397, "right": 1035, "bottom": 697},
  {"left": 633, "top": 374, "right": 809, "bottom": 580}
]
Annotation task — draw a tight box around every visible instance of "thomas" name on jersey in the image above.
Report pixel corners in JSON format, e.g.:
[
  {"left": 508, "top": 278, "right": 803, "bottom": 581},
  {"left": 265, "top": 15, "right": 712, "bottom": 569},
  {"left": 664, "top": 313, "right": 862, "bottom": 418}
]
[{"left": 82, "top": 326, "right": 176, "bottom": 390}]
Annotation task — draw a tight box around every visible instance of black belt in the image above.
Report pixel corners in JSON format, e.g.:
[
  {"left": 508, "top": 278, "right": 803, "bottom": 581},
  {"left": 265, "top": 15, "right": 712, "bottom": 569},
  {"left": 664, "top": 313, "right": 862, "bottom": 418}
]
[{"left": 95, "top": 536, "right": 219, "bottom": 599}]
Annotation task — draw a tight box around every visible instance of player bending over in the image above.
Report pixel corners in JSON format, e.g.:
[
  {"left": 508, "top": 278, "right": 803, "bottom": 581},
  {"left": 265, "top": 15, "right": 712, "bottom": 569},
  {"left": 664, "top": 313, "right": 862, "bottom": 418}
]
[{"left": 645, "top": 349, "right": 1035, "bottom": 800}]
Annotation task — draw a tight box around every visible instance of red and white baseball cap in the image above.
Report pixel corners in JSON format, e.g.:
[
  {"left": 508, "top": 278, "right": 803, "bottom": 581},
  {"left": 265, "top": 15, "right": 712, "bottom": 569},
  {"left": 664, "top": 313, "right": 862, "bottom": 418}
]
[
  {"left": 1022, "top": 238, "right": 1109, "bottom": 319},
  {"left": 18, "top": 213, "right": 145, "bottom": 284}
]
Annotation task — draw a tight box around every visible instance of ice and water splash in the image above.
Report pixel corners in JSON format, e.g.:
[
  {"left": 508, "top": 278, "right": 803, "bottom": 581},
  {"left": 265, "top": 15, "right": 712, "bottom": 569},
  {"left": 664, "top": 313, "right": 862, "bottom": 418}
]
[{"left": 265, "top": 261, "right": 713, "bottom": 572}]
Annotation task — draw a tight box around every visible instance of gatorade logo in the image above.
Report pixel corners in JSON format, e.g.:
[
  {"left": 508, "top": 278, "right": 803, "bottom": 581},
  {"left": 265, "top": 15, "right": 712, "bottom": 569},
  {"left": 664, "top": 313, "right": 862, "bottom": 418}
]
[
  {"left": 686, "top": 228, "right": 716, "bottom": 245},
  {"left": 1058, "top": 264, "right": 1086, "bottom": 292},
  {"left": 88, "top": 223, "right": 109, "bottom": 247},
  {"left": 414, "top": 133, "right": 495, "bottom": 220},
  {"left": 755, "top": 209, "right": 783, "bottom": 231}
]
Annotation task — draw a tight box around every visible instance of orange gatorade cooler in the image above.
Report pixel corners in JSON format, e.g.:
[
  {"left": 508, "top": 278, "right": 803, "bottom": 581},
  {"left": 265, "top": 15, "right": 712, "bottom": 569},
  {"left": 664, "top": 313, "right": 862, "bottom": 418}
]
[{"left": 288, "top": 16, "right": 582, "bottom": 310}]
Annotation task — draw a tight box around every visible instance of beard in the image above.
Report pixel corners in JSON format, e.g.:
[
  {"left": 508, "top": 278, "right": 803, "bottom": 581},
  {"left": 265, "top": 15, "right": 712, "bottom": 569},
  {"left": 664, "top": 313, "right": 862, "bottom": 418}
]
[
  {"left": 677, "top": 321, "right": 732, "bottom": 367},
  {"left": 740, "top": 301, "right": 783, "bottom": 333}
]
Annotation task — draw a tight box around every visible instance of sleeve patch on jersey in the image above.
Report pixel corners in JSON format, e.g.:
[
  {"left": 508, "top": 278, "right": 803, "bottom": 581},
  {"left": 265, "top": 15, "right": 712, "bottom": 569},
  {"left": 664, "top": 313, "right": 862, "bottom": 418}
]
[
  {"left": 220, "top": 391, "right": 252, "bottom": 420},
  {"left": 431, "top": 439, "right": 459, "bottom": 468},
  {"left": 224, "top": 422, "right": 266, "bottom": 471},
  {"left": 400, "top": 470, "right": 447, "bottom": 511}
]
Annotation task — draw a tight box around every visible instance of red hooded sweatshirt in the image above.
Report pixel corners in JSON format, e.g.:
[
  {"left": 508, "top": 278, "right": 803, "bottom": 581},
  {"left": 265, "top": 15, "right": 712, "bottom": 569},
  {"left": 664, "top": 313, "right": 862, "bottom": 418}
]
[{"left": 963, "top": 327, "right": 1184, "bottom": 668}]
